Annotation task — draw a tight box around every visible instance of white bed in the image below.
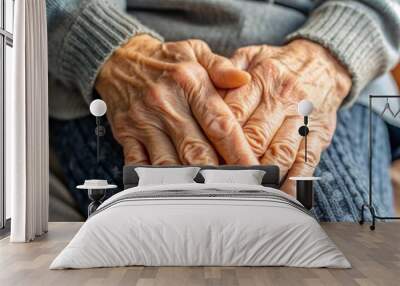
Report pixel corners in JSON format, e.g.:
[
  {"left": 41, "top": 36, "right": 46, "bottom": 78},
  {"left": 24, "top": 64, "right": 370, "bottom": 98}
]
[{"left": 50, "top": 183, "right": 350, "bottom": 269}]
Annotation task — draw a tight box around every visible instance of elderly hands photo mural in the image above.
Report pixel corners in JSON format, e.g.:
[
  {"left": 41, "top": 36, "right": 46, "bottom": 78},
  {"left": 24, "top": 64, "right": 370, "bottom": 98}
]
[
  {"left": 48, "top": 0, "right": 399, "bottom": 222},
  {"left": 95, "top": 35, "right": 351, "bottom": 197}
]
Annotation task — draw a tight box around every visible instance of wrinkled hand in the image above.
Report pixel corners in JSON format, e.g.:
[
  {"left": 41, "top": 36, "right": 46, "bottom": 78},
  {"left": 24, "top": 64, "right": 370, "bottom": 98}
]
[
  {"left": 96, "top": 35, "right": 258, "bottom": 165},
  {"left": 224, "top": 39, "right": 352, "bottom": 195}
]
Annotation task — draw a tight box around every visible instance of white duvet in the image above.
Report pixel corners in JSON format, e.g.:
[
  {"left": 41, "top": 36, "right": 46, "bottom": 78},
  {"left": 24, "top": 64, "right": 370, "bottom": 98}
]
[{"left": 50, "top": 183, "right": 350, "bottom": 269}]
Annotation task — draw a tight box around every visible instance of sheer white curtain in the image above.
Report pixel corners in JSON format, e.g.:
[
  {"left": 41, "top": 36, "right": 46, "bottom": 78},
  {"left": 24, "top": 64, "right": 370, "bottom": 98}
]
[{"left": 8, "top": 0, "right": 49, "bottom": 242}]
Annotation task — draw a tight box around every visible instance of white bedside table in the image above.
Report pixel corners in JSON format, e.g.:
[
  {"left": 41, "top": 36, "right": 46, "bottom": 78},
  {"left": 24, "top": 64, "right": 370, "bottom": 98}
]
[
  {"left": 289, "top": 177, "right": 321, "bottom": 210},
  {"left": 77, "top": 180, "right": 117, "bottom": 216}
]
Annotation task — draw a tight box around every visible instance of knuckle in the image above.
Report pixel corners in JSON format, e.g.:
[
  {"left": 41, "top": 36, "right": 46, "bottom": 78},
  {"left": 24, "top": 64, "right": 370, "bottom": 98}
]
[
  {"left": 180, "top": 140, "right": 217, "bottom": 165},
  {"left": 131, "top": 119, "right": 153, "bottom": 133},
  {"left": 124, "top": 153, "right": 138, "bottom": 163},
  {"left": 144, "top": 86, "right": 165, "bottom": 107},
  {"left": 227, "top": 102, "right": 246, "bottom": 125},
  {"left": 128, "top": 112, "right": 161, "bottom": 135},
  {"left": 152, "top": 155, "right": 179, "bottom": 166},
  {"left": 124, "top": 153, "right": 147, "bottom": 165},
  {"left": 271, "top": 142, "right": 297, "bottom": 167},
  {"left": 297, "top": 149, "right": 319, "bottom": 167},
  {"left": 187, "top": 39, "right": 209, "bottom": 51},
  {"left": 307, "top": 150, "right": 320, "bottom": 166},
  {"left": 206, "top": 114, "right": 236, "bottom": 141},
  {"left": 244, "top": 124, "right": 268, "bottom": 157}
]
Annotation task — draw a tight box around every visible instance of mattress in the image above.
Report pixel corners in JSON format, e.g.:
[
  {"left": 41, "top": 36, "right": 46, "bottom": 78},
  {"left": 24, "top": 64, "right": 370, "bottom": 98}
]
[{"left": 50, "top": 183, "right": 350, "bottom": 269}]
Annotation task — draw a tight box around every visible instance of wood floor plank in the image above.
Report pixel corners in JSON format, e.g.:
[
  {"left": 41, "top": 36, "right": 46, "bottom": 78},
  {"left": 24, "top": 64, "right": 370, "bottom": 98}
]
[{"left": 0, "top": 222, "right": 399, "bottom": 286}]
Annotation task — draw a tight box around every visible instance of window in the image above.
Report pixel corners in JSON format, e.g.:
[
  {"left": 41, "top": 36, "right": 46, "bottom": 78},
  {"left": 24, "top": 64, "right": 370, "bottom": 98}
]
[{"left": 0, "top": 0, "right": 14, "bottom": 230}]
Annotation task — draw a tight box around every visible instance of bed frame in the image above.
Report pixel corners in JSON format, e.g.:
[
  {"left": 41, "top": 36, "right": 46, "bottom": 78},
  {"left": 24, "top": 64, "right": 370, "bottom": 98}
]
[{"left": 123, "top": 165, "right": 281, "bottom": 190}]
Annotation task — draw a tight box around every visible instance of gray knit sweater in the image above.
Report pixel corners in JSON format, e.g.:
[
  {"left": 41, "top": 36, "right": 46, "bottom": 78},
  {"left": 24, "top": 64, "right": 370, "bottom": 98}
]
[{"left": 46, "top": 0, "right": 400, "bottom": 119}]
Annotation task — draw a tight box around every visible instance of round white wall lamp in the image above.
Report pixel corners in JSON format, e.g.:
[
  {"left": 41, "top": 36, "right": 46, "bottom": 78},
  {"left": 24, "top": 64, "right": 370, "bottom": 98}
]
[
  {"left": 90, "top": 99, "right": 107, "bottom": 163},
  {"left": 90, "top": 99, "right": 107, "bottom": 117}
]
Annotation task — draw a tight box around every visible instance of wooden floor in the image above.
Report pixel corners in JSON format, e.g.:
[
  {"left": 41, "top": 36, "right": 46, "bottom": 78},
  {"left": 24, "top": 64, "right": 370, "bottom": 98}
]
[{"left": 0, "top": 222, "right": 399, "bottom": 286}]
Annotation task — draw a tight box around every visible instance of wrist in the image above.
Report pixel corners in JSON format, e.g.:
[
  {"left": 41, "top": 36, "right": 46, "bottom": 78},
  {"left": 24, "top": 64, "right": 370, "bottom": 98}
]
[
  {"left": 95, "top": 34, "right": 161, "bottom": 96},
  {"left": 288, "top": 39, "right": 352, "bottom": 104}
]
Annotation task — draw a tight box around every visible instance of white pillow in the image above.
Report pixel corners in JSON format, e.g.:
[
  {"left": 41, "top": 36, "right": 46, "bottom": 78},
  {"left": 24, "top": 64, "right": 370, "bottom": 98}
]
[
  {"left": 135, "top": 167, "right": 200, "bottom": 186},
  {"left": 200, "top": 169, "right": 266, "bottom": 185}
]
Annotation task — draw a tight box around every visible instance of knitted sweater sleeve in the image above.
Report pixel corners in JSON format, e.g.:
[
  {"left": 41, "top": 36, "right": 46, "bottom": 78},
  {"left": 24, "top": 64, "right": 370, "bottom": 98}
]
[
  {"left": 287, "top": 0, "right": 400, "bottom": 107},
  {"left": 46, "top": 0, "right": 162, "bottom": 105}
]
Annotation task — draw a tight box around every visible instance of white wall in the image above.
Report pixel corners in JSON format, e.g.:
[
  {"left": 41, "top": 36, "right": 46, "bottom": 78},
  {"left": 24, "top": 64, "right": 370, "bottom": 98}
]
[
  {"left": 5, "top": 0, "right": 14, "bottom": 33},
  {"left": 5, "top": 0, "right": 15, "bottom": 220},
  {"left": 5, "top": 45, "right": 13, "bottom": 219}
]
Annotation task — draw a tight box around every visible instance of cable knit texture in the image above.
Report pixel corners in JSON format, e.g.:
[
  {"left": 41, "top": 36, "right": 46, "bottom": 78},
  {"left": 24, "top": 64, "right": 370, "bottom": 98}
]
[
  {"left": 312, "top": 105, "right": 393, "bottom": 221},
  {"left": 51, "top": 104, "right": 394, "bottom": 220}
]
